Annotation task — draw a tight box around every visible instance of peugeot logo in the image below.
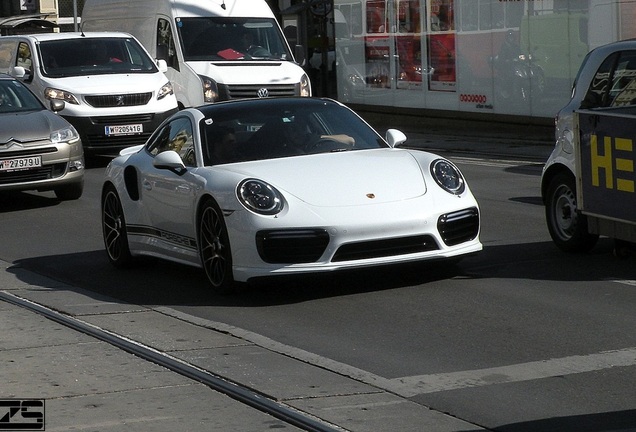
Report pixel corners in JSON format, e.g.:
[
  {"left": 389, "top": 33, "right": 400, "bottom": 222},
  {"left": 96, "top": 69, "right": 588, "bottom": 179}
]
[
  {"left": 257, "top": 88, "right": 269, "bottom": 98},
  {"left": 115, "top": 95, "right": 125, "bottom": 106}
]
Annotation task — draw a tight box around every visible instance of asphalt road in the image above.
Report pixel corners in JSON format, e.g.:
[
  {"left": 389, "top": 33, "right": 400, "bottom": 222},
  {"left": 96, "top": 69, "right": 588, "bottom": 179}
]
[{"left": 1, "top": 150, "right": 635, "bottom": 431}]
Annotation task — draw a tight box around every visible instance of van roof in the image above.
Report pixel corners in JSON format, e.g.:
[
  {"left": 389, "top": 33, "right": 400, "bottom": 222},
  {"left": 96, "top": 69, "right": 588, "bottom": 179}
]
[{"left": 5, "top": 31, "right": 135, "bottom": 42}]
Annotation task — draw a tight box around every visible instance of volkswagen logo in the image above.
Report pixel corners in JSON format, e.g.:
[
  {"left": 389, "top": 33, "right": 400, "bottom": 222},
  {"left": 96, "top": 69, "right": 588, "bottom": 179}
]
[{"left": 257, "top": 88, "right": 269, "bottom": 98}]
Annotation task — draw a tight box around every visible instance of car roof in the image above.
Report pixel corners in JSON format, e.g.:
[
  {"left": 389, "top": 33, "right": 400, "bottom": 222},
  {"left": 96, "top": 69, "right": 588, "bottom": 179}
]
[
  {"left": 5, "top": 31, "right": 135, "bottom": 42},
  {"left": 196, "top": 97, "right": 343, "bottom": 116}
]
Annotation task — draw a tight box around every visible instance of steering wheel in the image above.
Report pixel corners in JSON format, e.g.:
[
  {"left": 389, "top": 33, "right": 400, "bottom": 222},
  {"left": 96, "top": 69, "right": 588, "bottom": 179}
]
[{"left": 247, "top": 45, "right": 270, "bottom": 57}]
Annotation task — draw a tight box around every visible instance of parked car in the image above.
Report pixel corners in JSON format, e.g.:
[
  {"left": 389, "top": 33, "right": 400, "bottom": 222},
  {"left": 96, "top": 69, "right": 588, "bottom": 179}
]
[
  {"left": 101, "top": 97, "right": 482, "bottom": 293},
  {"left": 0, "top": 32, "right": 178, "bottom": 158},
  {"left": 0, "top": 74, "right": 84, "bottom": 200},
  {"left": 541, "top": 40, "right": 636, "bottom": 252}
]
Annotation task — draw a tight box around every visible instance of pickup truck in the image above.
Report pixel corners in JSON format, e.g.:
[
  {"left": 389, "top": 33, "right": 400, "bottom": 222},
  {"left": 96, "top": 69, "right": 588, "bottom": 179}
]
[{"left": 541, "top": 40, "right": 636, "bottom": 256}]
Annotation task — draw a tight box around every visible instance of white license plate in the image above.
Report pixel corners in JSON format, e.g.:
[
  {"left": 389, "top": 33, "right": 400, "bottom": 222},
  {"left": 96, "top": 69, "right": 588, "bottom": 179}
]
[
  {"left": 0, "top": 156, "right": 42, "bottom": 172},
  {"left": 105, "top": 124, "right": 143, "bottom": 136}
]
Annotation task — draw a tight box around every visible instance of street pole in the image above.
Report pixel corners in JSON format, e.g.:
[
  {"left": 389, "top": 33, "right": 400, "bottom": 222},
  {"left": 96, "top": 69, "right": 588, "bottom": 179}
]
[{"left": 73, "top": 0, "right": 78, "bottom": 31}]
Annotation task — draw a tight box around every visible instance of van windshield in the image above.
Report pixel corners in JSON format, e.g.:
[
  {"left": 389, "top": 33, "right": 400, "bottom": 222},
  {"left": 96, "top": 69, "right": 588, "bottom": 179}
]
[
  {"left": 39, "top": 37, "right": 158, "bottom": 77},
  {"left": 178, "top": 17, "right": 293, "bottom": 62}
]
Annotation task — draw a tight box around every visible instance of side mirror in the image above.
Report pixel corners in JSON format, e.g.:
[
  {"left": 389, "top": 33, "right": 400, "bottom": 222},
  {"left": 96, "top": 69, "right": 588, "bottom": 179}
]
[
  {"left": 153, "top": 150, "right": 186, "bottom": 173},
  {"left": 11, "top": 66, "right": 26, "bottom": 78},
  {"left": 156, "top": 59, "right": 168, "bottom": 73},
  {"left": 49, "top": 99, "right": 65, "bottom": 112},
  {"left": 294, "top": 44, "right": 306, "bottom": 67},
  {"left": 385, "top": 129, "right": 407, "bottom": 147}
]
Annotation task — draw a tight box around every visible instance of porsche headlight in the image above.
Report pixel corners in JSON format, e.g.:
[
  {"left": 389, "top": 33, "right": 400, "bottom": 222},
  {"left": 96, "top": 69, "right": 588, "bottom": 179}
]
[
  {"left": 431, "top": 159, "right": 465, "bottom": 195},
  {"left": 237, "top": 179, "right": 284, "bottom": 215},
  {"left": 44, "top": 87, "right": 79, "bottom": 105}
]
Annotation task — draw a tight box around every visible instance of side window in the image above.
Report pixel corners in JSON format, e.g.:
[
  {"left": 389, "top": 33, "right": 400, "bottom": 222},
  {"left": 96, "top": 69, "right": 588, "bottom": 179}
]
[
  {"left": 581, "top": 53, "right": 616, "bottom": 109},
  {"left": 16, "top": 42, "right": 32, "bottom": 73},
  {"left": 0, "top": 41, "right": 16, "bottom": 70},
  {"left": 609, "top": 51, "right": 636, "bottom": 107},
  {"left": 148, "top": 118, "right": 196, "bottom": 166},
  {"left": 157, "top": 18, "right": 179, "bottom": 71}
]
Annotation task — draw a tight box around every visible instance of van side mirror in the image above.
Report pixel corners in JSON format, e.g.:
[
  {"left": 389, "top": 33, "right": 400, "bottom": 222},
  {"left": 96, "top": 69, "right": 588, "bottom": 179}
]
[
  {"left": 294, "top": 45, "right": 306, "bottom": 67},
  {"left": 50, "top": 99, "right": 65, "bottom": 112},
  {"left": 156, "top": 59, "right": 168, "bottom": 73},
  {"left": 11, "top": 66, "right": 26, "bottom": 78}
]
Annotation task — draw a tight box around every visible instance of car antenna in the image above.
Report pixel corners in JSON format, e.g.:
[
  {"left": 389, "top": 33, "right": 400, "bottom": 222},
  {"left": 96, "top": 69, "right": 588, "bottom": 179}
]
[{"left": 221, "top": 1, "right": 226, "bottom": 9}]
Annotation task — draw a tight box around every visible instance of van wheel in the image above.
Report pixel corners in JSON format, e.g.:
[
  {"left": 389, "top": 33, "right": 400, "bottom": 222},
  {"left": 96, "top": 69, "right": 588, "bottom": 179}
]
[{"left": 545, "top": 172, "right": 598, "bottom": 252}]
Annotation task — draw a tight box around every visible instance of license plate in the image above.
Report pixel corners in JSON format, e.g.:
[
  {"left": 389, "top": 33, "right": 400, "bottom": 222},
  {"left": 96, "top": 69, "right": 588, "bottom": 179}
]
[
  {"left": 0, "top": 156, "right": 42, "bottom": 172},
  {"left": 105, "top": 124, "right": 143, "bottom": 136}
]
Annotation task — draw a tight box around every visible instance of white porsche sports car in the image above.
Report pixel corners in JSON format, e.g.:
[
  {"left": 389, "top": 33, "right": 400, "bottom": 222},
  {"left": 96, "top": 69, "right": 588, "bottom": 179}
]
[{"left": 102, "top": 97, "right": 482, "bottom": 293}]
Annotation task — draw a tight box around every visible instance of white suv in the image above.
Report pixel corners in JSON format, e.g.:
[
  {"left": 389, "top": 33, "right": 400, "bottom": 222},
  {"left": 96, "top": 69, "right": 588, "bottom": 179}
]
[{"left": 0, "top": 32, "right": 178, "bottom": 158}]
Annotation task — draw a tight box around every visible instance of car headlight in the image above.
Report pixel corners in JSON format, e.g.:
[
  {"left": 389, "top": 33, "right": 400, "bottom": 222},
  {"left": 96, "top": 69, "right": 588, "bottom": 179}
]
[
  {"left": 300, "top": 73, "right": 311, "bottom": 97},
  {"left": 237, "top": 179, "right": 284, "bottom": 215},
  {"left": 51, "top": 126, "right": 80, "bottom": 144},
  {"left": 44, "top": 87, "right": 80, "bottom": 105},
  {"left": 199, "top": 75, "right": 219, "bottom": 103},
  {"left": 157, "top": 81, "right": 174, "bottom": 100},
  {"left": 431, "top": 159, "right": 465, "bottom": 195}
]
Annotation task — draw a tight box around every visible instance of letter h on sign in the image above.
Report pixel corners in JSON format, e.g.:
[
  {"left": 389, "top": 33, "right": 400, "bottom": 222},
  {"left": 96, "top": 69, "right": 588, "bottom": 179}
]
[{"left": 590, "top": 134, "right": 635, "bottom": 193}]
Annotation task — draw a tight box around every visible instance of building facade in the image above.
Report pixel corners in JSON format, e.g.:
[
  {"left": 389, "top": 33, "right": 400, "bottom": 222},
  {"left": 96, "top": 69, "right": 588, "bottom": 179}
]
[
  {"left": 333, "top": 0, "right": 636, "bottom": 121},
  {"left": 3, "top": 0, "right": 634, "bottom": 121}
]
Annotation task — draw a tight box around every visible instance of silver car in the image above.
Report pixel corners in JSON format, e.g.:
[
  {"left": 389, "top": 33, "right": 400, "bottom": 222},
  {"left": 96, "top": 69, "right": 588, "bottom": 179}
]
[
  {"left": 541, "top": 40, "right": 636, "bottom": 252},
  {"left": 0, "top": 74, "right": 84, "bottom": 200}
]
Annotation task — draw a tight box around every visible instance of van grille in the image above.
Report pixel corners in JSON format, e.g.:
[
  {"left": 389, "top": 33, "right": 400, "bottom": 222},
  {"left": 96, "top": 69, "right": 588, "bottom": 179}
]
[
  {"left": 225, "top": 84, "right": 298, "bottom": 100},
  {"left": 85, "top": 93, "right": 152, "bottom": 108},
  {"left": 91, "top": 114, "right": 155, "bottom": 125},
  {"left": 85, "top": 133, "right": 151, "bottom": 148}
]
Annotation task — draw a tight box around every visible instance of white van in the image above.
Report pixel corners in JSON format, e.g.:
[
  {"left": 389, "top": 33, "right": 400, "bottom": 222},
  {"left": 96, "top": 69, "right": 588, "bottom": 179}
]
[
  {"left": 80, "top": 0, "right": 311, "bottom": 108},
  {"left": 0, "top": 32, "right": 178, "bottom": 157}
]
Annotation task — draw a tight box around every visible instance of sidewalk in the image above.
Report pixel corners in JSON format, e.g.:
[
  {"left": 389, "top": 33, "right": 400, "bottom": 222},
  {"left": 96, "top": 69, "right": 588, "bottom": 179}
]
[{"left": 0, "top": 259, "right": 484, "bottom": 432}]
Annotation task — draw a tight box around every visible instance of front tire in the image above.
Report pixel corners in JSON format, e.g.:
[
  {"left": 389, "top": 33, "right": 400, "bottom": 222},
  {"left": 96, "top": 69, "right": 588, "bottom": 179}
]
[
  {"left": 545, "top": 172, "right": 598, "bottom": 252},
  {"left": 102, "top": 185, "right": 133, "bottom": 267},
  {"left": 198, "top": 199, "right": 235, "bottom": 294}
]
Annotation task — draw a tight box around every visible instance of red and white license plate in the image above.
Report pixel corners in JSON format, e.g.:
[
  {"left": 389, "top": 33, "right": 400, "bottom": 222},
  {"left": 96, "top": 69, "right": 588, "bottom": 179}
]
[
  {"left": 105, "top": 124, "right": 143, "bottom": 136},
  {"left": 0, "top": 156, "right": 42, "bottom": 172}
]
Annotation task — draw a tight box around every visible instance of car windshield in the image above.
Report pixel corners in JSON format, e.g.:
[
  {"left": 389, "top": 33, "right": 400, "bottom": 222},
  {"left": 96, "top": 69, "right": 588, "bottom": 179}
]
[
  {"left": 39, "top": 37, "right": 158, "bottom": 77},
  {"left": 178, "top": 17, "right": 292, "bottom": 61},
  {"left": 201, "top": 99, "right": 388, "bottom": 165},
  {"left": 0, "top": 79, "right": 44, "bottom": 113}
]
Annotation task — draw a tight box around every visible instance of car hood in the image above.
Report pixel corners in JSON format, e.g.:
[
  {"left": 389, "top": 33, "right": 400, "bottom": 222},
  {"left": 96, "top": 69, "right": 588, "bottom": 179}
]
[
  {"left": 0, "top": 110, "right": 65, "bottom": 143},
  {"left": 46, "top": 74, "right": 165, "bottom": 94},
  {"left": 189, "top": 60, "right": 306, "bottom": 86},
  {"left": 224, "top": 149, "right": 427, "bottom": 207}
]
